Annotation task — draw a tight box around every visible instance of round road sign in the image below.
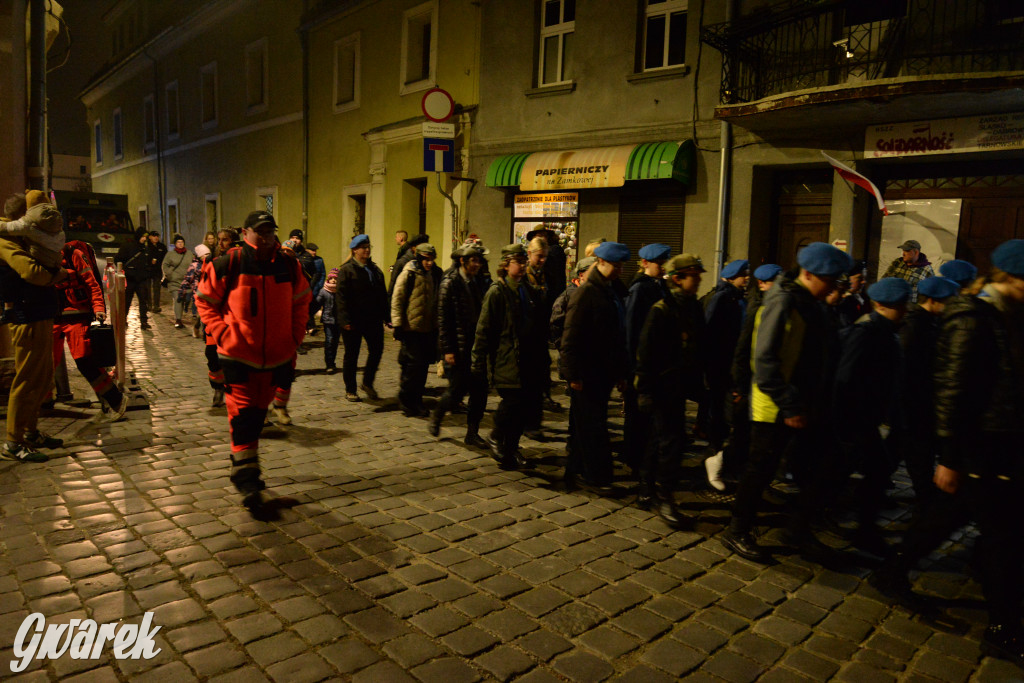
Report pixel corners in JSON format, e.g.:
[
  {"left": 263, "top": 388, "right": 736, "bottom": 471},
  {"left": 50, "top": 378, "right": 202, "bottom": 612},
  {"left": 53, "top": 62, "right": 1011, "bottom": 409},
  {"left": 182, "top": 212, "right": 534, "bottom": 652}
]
[{"left": 421, "top": 87, "right": 455, "bottom": 122}]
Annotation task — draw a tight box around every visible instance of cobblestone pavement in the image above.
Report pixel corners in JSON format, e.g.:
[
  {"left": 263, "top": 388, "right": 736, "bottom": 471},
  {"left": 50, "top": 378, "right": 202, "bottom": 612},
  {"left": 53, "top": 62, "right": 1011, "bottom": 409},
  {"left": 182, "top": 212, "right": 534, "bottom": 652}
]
[{"left": 1, "top": 301, "right": 1019, "bottom": 682}]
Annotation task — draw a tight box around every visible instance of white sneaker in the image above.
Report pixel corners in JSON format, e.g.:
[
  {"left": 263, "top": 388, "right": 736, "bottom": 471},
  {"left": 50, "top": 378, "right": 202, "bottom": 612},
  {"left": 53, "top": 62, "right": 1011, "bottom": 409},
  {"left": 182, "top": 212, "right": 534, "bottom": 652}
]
[{"left": 705, "top": 451, "right": 727, "bottom": 492}]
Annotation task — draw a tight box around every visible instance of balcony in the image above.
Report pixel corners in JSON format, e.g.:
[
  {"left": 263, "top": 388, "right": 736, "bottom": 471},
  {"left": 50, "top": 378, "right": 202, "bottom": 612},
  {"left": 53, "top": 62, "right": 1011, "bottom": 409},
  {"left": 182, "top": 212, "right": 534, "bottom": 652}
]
[{"left": 701, "top": 0, "right": 1024, "bottom": 131}]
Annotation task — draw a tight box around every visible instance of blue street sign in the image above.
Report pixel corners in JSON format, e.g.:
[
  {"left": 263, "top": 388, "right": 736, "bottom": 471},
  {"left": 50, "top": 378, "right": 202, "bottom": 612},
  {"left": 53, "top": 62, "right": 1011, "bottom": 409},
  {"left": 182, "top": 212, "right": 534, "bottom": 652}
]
[{"left": 423, "top": 138, "right": 454, "bottom": 173}]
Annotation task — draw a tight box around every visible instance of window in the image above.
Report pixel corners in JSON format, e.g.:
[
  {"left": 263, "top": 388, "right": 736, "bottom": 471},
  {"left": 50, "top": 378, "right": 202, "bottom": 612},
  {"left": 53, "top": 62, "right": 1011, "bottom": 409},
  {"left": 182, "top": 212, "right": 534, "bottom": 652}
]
[
  {"left": 112, "top": 108, "right": 123, "bottom": 160},
  {"left": 165, "top": 81, "right": 180, "bottom": 140},
  {"left": 539, "top": 0, "right": 575, "bottom": 85},
  {"left": 333, "top": 33, "right": 361, "bottom": 113},
  {"left": 400, "top": 1, "right": 437, "bottom": 94},
  {"left": 93, "top": 120, "right": 103, "bottom": 165},
  {"left": 256, "top": 186, "right": 277, "bottom": 216},
  {"left": 200, "top": 61, "right": 218, "bottom": 129},
  {"left": 245, "top": 38, "right": 269, "bottom": 114},
  {"left": 642, "top": 0, "right": 687, "bottom": 71},
  {"left": 205, "top": 194, "right": 221, "bottom": 232},
  {"left": 142, "top": 94, "right": 156, "bottom": 151},
  {"left": 403, "top": 178, "right": 428, "bottom": 235},
  {"left": 138, "top": 206, "right": 148, "bottom": 230},
  {"left": 166, "top": 198, "right": 179, "bottom": 234}
]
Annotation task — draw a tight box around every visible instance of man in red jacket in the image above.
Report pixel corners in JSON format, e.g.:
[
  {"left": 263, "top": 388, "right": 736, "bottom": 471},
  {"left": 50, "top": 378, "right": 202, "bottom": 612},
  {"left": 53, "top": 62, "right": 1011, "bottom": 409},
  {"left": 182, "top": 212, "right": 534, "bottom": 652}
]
[{"left": 197, "top": 211, "right": 311, "bottom": 519}]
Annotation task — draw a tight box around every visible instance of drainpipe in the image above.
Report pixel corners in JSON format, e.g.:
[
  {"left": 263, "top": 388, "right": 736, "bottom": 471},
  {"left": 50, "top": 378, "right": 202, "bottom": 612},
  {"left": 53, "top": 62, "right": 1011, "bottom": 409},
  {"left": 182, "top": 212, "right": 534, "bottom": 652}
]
[
  {"left": 713, "top": 0, "right": 736, "bottom": 281},
  {"left": 27, "top": 0, "right": 46, "bottom": 191},
  {"left": 300, "top": 29, "right": 309, "bottom": 232},
  {"left": 144, "top": 48, "right": 165, "bottom": 236}
]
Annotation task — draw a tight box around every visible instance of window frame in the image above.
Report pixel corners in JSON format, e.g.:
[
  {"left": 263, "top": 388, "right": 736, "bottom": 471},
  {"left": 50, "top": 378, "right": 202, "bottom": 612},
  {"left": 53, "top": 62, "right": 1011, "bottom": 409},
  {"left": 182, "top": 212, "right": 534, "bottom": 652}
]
[
  {"left": 245, "top": 37, "right": 269, "bottom": 115},
  {"left": 205, "top": 192, "right": 222, "bottom": 233},
  {"left": 165, "top": 80, "right": 180, "bottom": 141},
  {"left": 538, "top": 0, "right": 576, "bottom": 87},
  {"left": 93, "top": 119, "right": 103, "bottom": 166},
  {"left": 142, "top": 94, "right": 156, "bottom": 152},
  {"left": 112, "top": 107, "right": 124, "bottom": 161},
  {"left": 640, "top": 0, "right": 688, "bottom": 72},
  {"left": 138, "top": 205, "right": 149, "bottom": 231},
  {"left": 166, "top": 198, "right": 179, "bottom": 234},
  {"left": 256, "top": 186, "right": 278, "bottom": 217},
  {"left": 333, "top": 31, "right": 362, "bottom": 114},
  {"left": 200, "top": 61, "right": 219, "bottom": 130},
  {"left": 399, "top": 1, "right": 438, "bottom": 96}
]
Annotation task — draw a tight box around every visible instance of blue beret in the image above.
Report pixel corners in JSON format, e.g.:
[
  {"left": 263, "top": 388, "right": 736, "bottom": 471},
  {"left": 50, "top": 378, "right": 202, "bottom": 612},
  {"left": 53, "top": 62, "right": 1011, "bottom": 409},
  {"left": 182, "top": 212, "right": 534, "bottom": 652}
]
[
  {"left": 349, "top": 234, "right": 370, "bottom": 249},
  {"left": 917, "top": 276, "right": 960, "bottom": 300},
  {"left": 639, "top": 243, "right": 671, "bottom": 261},
  {"left": 867, "top": 277, "right": 912, "bottom": 305},
  {"left": 797, "top": 242, "right": 853, "bottom": 277},
  {"left": 593, "top": 241, "right": 630, "bottom": 263},
  {"left": 992, "top": 239, "right": 1024, "bottom": 277},
  {"left": 721, "top": 259, "right": 750, "bottom": 279},
  {"left": 753, "top": 264, "right": 782, "bottom": 281},
  {"left": 938, "top": 259, "right": 977, "bottom": 285}
]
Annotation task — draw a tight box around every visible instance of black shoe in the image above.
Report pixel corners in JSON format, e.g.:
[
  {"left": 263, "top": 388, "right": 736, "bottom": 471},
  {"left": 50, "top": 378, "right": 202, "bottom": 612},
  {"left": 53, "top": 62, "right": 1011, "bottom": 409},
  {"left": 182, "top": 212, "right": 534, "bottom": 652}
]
[
  {"left": 140, "top": 322, "right": 152, "bottom": 330},
  {"left": 464, "top": 433, "right": 488, "bottom": 449},
  {"left": 486, "top": 435, "right": 504, "bottom": 462},
  {"left": 242, "top": 492, "right": 280, "bottom": 522},
  {"left": 637, "top": 493, "right": 653, "bottom": 510},
  {"left": 655, "top": 500, "right": 690, "bottom": 530},
  {"left": 982, "top": 625, "right": 1024, "bottom": 669},
  {"left": 544, "top": 398, "right": 564, "bottom": 413},
  {"left": 720, "top": 529, "right": 770, "bottom": 563},
  {"left": 523, "top": 430, "right": 548, "bottom": 442},
  {"left": 427, "top": 412, "right": 441, "bottom": 437}
]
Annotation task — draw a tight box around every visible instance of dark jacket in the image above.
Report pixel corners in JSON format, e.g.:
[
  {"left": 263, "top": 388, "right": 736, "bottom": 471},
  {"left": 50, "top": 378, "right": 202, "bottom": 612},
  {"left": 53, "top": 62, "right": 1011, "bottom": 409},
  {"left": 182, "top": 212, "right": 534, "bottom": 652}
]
[
  {"left": 751, "top": 274, "right": 838, "bottom": 423},
  {"left": 335, "top": 258, "right": 389, "bottom": 329},
  {"left": 635, "top": 288, "right": 707, "bottom": 401},
  {"left": 934, "top": 287, "right": 1024, "bottom": 475},
  {"left": 834, "top": 311, "right": 903, "bottom": 432},
  {"left": 625, "top": 273, "right": 669, "bottom": 360},
  {"left": 837, "top": 291, "right": 870, "bottom": 328},
  {"left": 472, "top": 276, "right": 546, "bottom": 389},
  {"left": 558, "top": 267, "right": 630, "bottom": 390},
  {"left": 146, "top": 240, "right": 167, "bottom": 277},
  {"left": 116, "top": 239, "right": 151, "bottom": 283},
  {"left": 549, "top": 282, "right": 578, "bottom": 348},
  {"left": 898, "top": 304, "right": 940, "bottom": 432},
  {"left": 316, "top": 287, "right": 338, "bottom": 326},
  {"left": 544, "top": 243, "right": 567, "bottom": 303},
  {"left": 0, "top": 236, "right": 61, "bottom": 323},
  {"left": 310, "top": 255, "right": 326, "bottom": 296},
  {"left": 438, "top": 268, "right": 487, "bottom": 363},
  {"left": 704, "top": 281, "right": 747, "bottom": 384}
]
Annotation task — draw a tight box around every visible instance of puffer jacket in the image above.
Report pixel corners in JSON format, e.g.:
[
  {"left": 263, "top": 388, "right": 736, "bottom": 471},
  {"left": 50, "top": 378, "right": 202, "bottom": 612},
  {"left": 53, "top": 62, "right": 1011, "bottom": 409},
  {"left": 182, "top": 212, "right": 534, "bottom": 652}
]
[
  {"left": 392, "top": 259, "right": 440, "bottom": 332},
  {"left": 934, "top": 286, "right": 1024, "bottom": 475},
  {"left": 558, "top": 266, "right": 630, "bottom": 390},
  {"left": 635, "top": 288, "right": 707, "bottom": 400},
  {"left": 471, "top": 275, "right": 547, "bottom": 389},
  {"left": 336, "top": 257, "right": 388, "bottom": 328},
  {"left": 162, "top": 248, "right": 192, "bottom": 289},
  {"left": 196, "top": 242, "right": 311, "bottom": 369},
  {"left": 438, "top": 269, "right": 487, "bottom": 363}
]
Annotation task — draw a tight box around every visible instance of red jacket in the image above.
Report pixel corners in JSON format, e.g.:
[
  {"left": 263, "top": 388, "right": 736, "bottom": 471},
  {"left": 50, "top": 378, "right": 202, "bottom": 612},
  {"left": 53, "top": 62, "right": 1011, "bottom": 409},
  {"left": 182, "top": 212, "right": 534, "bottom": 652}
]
[
  {"left": 56, "top": 245, "right": 105, "bottom": 320},
  {"left": 196, "top": 243, "right": 311, "bottom": 369}
]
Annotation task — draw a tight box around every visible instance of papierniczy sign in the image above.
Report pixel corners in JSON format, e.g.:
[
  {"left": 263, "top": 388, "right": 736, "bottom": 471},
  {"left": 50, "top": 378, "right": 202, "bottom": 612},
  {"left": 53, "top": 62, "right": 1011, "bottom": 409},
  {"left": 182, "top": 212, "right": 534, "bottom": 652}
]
[
  {"left": 866, "top": 112, "right": 1024, "bottom": 158},
  {"left": 520, "top": 145, "right": 634, "bottom": 191},
  {"left": 10, "top": 613, "right": 162, "bottom": 672}
]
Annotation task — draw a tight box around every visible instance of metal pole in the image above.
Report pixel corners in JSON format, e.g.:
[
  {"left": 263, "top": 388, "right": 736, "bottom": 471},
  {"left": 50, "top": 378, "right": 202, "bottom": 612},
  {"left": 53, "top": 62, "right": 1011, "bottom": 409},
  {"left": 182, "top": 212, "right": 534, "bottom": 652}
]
[{"left": 27, "top": 0, "right": 47, "bottom": 191}]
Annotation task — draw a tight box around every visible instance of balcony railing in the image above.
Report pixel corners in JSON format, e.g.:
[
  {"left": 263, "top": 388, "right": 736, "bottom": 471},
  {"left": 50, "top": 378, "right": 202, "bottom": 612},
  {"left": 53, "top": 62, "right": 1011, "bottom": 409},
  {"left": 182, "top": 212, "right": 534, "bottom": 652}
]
[{"left": 701, "top": 0, "right": 1024, "bottom": 105}]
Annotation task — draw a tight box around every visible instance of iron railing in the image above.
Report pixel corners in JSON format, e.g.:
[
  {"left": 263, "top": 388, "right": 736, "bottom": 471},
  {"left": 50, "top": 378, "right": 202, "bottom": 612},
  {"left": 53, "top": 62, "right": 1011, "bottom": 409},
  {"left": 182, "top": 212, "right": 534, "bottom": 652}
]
[{"left": 701, "top": 0, "right": 1024, "bottom": 104}]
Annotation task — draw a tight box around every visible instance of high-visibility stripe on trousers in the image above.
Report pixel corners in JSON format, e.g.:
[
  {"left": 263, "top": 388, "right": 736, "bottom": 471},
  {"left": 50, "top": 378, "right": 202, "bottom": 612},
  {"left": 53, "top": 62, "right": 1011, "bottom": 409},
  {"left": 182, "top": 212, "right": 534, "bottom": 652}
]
[{"left": 224, "top": 370, "right": 276, "bottom": 493}]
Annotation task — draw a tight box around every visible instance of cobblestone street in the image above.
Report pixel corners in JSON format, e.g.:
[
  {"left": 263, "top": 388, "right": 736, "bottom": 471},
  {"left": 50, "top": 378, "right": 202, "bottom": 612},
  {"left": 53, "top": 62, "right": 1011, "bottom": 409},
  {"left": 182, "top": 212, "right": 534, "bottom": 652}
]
[{"left": 0, "top": 305, "right": 1018, "bottom": 682}]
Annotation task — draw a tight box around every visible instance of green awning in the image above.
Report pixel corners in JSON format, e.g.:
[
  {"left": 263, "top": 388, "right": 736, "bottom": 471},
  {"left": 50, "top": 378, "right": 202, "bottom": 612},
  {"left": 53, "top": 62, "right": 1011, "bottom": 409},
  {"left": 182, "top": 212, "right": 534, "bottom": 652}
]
[{"left": 485, "top": 140, "right": 695, "bottom": 188}]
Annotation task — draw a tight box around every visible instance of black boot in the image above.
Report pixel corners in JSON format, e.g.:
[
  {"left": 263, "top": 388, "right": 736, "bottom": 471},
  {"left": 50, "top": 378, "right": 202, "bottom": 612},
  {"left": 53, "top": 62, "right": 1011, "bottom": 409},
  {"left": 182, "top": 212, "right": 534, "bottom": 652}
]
[
  {"left": 464, "top": 423, "right": 487, "bottom": 449},
  {"left": 427, "top": 408, "right": 442, "bottom": 437},
  {"left": 653, "top": 489, "right": 690, "bottom": 530}
]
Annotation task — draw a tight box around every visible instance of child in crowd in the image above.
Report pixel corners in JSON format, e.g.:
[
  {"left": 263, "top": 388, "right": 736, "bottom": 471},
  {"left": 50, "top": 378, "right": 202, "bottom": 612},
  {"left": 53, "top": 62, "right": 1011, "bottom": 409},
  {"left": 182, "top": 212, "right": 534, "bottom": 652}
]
[
  {"left": 318, "top": 269, "right": 341, "bottom": 374},
  {"left": 0, "top": 190, "right": 65, "bottom": 268}
]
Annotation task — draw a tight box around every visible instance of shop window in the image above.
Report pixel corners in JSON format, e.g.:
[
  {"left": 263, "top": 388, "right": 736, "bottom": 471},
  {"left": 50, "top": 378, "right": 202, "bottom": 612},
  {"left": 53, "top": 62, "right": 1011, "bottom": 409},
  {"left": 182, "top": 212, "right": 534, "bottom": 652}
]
[
  {"left": 400, "top": 2, "right": 437, "bottom": 95},
  {"left": 200, "top": 61, "right": 218, "bottom": 129},
  {"left": 94, "top": 120, "right": 102, "bottom": 165},
  {"left": 142, "top": 94, "right": 156, "bottom": 152},
  {"left": 334, "top": 32, "right": 361, "bottom": 113},
  {"left": 245, "top": 38, "right": 268, "bottom": 114},
  {"left": 165, "top": 81, "right": 180, "bottom": 140},
  {"left": 539, "top": 0, "right": 575, "bottom": 86},
  {"left": 112, "top": 108, "right": 123, "bottom": 161},
  {"left": 641, "top": 0, "right": 687, "bottom": 71}
]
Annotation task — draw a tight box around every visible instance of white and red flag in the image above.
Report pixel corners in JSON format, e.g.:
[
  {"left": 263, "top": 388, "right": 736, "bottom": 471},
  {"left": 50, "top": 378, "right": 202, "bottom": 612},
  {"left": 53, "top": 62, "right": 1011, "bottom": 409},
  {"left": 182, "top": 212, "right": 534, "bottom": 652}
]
[{"left": 822, "top": 151, "right": 889, "bottom": 215}]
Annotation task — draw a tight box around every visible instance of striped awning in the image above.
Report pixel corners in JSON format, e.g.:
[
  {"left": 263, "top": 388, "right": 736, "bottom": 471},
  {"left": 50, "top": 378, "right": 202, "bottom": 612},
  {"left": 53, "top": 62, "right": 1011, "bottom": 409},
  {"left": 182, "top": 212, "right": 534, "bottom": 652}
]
[{"left": 485, "top": 140, "right": 695, "bottom": 189}]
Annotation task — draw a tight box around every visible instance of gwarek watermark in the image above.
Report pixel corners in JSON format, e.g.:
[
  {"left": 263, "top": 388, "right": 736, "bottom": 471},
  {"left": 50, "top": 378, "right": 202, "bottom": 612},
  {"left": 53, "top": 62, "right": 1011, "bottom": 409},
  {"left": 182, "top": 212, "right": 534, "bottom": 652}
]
[{"left": 10, "top": 612, "right": 162, "bottom": 673}]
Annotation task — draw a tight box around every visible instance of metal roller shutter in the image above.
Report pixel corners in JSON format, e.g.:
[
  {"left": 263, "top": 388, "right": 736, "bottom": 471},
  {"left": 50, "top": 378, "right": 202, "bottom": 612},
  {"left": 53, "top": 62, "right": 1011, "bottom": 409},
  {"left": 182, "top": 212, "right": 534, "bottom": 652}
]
[{"left": 618, "top": 185, "right": 685, "bottom": 282}]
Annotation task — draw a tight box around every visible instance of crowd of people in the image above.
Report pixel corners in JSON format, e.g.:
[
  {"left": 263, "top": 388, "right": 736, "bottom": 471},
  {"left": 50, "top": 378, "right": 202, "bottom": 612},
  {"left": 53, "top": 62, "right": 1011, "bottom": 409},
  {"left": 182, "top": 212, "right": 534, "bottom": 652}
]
[{"left": 2, "top": 193, "right": 1022, "bottom": 666}]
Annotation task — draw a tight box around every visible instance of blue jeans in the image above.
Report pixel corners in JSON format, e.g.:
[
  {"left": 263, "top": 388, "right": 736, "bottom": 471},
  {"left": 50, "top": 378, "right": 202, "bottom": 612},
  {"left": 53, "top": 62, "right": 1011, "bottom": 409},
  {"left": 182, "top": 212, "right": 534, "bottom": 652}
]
[{"left": 323, "top": 324, "right": 340, "bottom": 369}]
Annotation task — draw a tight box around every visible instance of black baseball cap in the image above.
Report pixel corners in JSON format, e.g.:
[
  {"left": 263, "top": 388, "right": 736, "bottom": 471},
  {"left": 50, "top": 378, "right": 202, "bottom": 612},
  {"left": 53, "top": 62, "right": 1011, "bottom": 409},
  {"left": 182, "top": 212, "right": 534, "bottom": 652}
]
[{"left": 244, "top": 211, "right": 277, "bottom": 230}]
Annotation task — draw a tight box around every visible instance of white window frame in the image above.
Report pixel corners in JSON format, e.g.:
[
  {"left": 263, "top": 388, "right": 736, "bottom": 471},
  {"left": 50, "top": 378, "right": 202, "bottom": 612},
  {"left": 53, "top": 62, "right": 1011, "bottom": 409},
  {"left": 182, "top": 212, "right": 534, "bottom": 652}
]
[
  {"left": 342, "top": 183, "right": 371, "bottom": 240},
  {"left": 112, "top": 107, "right": 124, "bottom": 161},
  {"left": 333, "top": 32, "right": 361, "bottom": 114},
  {"left": 165, "top": 80, "right": 180, "bottom": 141},
  {"left": 538, "top": 0, "right": 575, "bottom": 86},
  {"left": 256, "top": 186, "right": 278, "bottom": 217},
  {"left": 200, "top": 61, "right": 219, "bottom": 130},
  {"left": 93, "top": 119, "right": 103, "bottom": 166},
  {"left": 399, "top": 1, "right": 437, "bottom": 96},
  {"left": 166, "top": 198, "right": 179, "bottom": 234},
  {"left": 138, "top": 205, "right": 149, "bottom": 231},
  {"left": 642, "top": 0, "right": 688, "bottom": 72},
  {"left": 205, "top": 192, "right": 222, "bottom": 233},
  {"left": 142, "top": 94, "right": 156, "bottom": 152},
  {"left": 245, "top": 37, "right": 269, "bottom": 115}
]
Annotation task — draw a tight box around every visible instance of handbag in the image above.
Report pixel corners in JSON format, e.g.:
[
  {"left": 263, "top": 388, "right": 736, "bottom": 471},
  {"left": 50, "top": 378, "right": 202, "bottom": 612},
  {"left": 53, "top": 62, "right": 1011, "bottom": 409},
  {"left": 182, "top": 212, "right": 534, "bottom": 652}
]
[{"left": 88, "top": 323, "right": 117, "bottom": 368}]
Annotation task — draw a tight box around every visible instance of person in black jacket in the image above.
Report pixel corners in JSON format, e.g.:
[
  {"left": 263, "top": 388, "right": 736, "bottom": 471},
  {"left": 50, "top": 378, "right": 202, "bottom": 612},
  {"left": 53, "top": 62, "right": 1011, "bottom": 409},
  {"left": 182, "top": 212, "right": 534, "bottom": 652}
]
[
  {"left": 430, "top": 245, "right": 489, "bottom": 447},
  {"left": 837, "top": 260, "right": 870, "bottom": 328},
  {"left": 115, "top": 228, "right": 154, "bottom": 330},
  {"left": 833, "top": 277, "right": 911, "bottom": 555},
  {"left": 146, "top": 231, "right": 167, "bottom": 314},
  {"left": 636, "top": 252, "right": 707, "bottom": 528},
  {"left": 559, "top": 241, "right": 632, "bottom": 493},
  {"left": 336, "top": 234, "right": 390, "bottom": 401},
  {"left": 701, "top": 259, "right": 750, "bottom": 452}
]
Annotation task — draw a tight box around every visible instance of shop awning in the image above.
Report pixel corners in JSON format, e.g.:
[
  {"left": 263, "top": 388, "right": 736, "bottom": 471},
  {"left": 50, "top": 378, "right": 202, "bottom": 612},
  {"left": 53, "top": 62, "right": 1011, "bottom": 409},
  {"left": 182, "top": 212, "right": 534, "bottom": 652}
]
[{"left": 485, "top": 140, "right": 695, "bottom": 190}]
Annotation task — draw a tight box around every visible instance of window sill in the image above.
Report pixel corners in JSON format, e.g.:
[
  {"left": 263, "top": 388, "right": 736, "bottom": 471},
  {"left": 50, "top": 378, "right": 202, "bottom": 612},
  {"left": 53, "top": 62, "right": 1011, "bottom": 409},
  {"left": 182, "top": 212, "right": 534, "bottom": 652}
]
[
  {"left": 400, "top": 77, "right": 435, "bottom": 97},
  {"left": 626, "top": 64, "right": 690, "bottom": 84},
  {"left": 246, "top": 102, "right": 269, "bottom": 116},
  {"left": 525, "top": 81, "right": 576, "bottom": 98},
  {"left": 333, "top": 100, "right": 360, "bottom": 115}
]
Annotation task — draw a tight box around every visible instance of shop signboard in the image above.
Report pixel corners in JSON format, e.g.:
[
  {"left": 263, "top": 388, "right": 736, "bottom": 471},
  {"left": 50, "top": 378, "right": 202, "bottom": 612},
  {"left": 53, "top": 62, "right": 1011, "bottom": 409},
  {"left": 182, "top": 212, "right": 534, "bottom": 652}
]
[
  {"left": 512, "top": 192, "right": 579, "bottom": 278},
  {"left": 519, "top": 145, "right": 634, "bottom": 191},
  {"left": 866, "top": 112, "right": 1024, "bottom": 159}
]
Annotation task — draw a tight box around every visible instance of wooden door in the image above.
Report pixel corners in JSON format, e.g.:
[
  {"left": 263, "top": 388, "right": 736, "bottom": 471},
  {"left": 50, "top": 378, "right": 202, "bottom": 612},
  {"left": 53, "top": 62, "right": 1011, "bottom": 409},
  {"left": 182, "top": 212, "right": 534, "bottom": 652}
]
[
  {"left": 958, "top": 198, "right": 1024, "bottom": 273},
  {"left": 776, "top": 194, "right": 832, "bottom": 270}
]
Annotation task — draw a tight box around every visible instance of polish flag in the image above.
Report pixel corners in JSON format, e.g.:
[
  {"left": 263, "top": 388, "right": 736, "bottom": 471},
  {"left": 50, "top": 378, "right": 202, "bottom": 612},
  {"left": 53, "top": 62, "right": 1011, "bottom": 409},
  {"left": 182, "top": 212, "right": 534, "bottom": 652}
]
[{"left": 822, "top": 151, "right": 889, "bottom": 216}]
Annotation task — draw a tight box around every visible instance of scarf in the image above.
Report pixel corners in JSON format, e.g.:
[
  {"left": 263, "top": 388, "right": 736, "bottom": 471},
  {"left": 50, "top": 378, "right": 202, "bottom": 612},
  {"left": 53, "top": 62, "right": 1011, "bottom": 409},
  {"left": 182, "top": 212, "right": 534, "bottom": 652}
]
[
  {"left": 323, "top": 279, "right": 337, "bottom": 294},
  {"left": 175, "top": 246, "right": 187, "bottom": 254}
]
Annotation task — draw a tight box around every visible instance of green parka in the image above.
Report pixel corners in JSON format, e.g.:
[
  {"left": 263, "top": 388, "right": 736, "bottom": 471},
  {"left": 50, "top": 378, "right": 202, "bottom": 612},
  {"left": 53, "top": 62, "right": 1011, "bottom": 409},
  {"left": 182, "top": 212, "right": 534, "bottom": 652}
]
[{"left": 471, "top": 275, "right": 546, "bottom": 389}]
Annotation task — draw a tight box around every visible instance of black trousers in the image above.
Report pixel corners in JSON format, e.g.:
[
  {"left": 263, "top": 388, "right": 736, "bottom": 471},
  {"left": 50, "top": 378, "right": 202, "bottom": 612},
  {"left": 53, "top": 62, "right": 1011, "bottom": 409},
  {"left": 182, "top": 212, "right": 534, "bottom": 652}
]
[
  {"left": 838, "top": 425, "right": 894, "bottom": 528},
  {"left": 730, "top": 418, "right": 831, "bottom": 534},
  {"left": 436, "top": 362, "right": 487, "bottom": 432},
  {"left": 622, "top": 383, "right": 648, "bottom": 472},
  {"left": 722, "top": 394, "right": 751, "bottom": 478},
  {"left": 894, "top": 424, "right": 938, "bottom": 508},
  {"left": 643, "top": 398, "right": 688, "bottom": 496},
  {"left": 568, "top": 384, "right": 615, "bottom": 486},
  {"left": 124, "top": 278, "right": 149, "bottom": 325},
  {"left": 494, "top": 380, "right": 542, "bottom": 455},
  {"left": 398, "top": 330, "right": 436, "bottom": 410},
  {"left": 341, "top": 323, "right": 384, "bottom": 393}
]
